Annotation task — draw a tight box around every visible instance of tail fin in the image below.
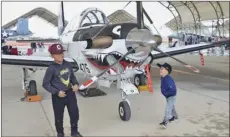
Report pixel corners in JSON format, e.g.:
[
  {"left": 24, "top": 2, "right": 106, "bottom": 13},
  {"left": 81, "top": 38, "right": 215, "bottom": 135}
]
[
  {"left": 16, "top": 18, "right": 31, "bottom": 35},
  {"left": 58, "top": 1, "right": 65, "bottom": 36}
]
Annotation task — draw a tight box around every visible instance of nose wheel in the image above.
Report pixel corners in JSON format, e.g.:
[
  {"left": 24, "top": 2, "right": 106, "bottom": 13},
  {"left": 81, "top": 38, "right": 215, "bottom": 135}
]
[
  {"left": 118, "top": 100, "right": 131, "bottom": 121},
  {"left": 118, "top": 90, "right": 131, "bottom": 121}
]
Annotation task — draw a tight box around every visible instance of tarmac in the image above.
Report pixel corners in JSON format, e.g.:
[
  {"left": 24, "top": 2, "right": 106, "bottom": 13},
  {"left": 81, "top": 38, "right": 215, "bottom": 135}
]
[{"left": 1, "top": 54, "right": 229, "bottom": 136}]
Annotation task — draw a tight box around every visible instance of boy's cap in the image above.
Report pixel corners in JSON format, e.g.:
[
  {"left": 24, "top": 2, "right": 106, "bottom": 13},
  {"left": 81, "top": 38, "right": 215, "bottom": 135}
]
[
  {"left": 157, "top": 62, "right": 172, "bottom": 74},
  {"left": 48, "top": 43, "right": 66, "bottom": 54}
]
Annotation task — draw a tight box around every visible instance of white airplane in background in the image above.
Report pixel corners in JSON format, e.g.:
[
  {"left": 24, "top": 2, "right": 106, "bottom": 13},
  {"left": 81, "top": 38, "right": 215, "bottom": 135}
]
[{"left": 2, "top": 1, "right": 229, "bottom": 121}]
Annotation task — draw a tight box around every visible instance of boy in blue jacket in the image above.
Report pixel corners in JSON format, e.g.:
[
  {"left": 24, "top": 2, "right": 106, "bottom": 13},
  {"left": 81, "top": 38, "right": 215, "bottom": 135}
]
[{"left": 157, "top": 63, "right": 178, "bottom": 128}]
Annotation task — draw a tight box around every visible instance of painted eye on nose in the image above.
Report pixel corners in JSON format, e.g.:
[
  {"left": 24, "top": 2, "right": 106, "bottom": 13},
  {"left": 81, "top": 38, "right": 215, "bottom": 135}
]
[{"left": 127, "top": 47, "right": 135, "bottom": 53}]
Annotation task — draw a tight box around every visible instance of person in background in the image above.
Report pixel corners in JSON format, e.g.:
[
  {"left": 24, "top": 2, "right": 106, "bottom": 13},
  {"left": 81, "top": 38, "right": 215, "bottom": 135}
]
[
  {"left": 157, "top": 63, "right": 178, "bottom": 129},
  {"left": 30, "top": 42, "right": 37, "bottom": 52}
]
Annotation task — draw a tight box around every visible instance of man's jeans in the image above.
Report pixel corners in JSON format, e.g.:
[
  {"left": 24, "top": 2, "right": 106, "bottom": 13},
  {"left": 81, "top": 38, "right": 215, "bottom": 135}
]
[{"left": 163, "top": 95, "right": 178, "bottom": 123}]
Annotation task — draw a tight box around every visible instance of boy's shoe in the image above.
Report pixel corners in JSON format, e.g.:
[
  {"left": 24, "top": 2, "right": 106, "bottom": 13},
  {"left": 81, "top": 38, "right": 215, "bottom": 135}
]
[
  {"left": 169, "top": 116, "right": 175, "bottom": 122},
  {"left": 169, "top": 116, "right": 179, "bottom": 122},
  {"left": 159, "top": 121, "right": 167, "bottom": 129},
  {"left": 71, "top": 132, "right": 83, "bottom": 137},
  {"left": 57, "top": 133, "right": 65, "bottom": 137}
]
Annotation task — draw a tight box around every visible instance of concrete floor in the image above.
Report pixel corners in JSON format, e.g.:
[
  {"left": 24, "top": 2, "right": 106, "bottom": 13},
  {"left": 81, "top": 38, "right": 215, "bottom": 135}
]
[{"left": 1, "top": 55, "right": 229, "bottom": 136}]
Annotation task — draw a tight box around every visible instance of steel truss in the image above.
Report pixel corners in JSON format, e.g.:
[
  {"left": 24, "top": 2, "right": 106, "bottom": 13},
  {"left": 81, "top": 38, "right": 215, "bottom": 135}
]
[
  {"left": 209, "top": 1, "right": 225, "bottom": 37},
  {"left": 181, "top": 1, "right": 201, "bottom": 35},
  {"left": 159, "top": 1, "right": 182, "bottom": 33}
]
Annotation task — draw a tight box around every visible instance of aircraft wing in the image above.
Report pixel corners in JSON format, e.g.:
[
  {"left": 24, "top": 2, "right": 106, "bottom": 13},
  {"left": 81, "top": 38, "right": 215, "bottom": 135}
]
[
  {"left": 1, "top": 55, "right": 79, "bottom": 69},
  {"left": 151, "top": 40, "right": 229, "bottom": 59},
  {"left": 15, "top": 38, "right": 59, "bottom": 43}
]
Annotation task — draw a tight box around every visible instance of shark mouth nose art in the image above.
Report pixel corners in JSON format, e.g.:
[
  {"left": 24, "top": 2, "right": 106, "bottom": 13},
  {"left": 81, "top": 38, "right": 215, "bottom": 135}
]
[{"left": 87, "top": 51, "right": 146, "bottom": 71}]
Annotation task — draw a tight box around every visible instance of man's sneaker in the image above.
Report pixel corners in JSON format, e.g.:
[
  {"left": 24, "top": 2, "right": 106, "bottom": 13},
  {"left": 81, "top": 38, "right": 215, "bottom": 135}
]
[
  {"left": 159, "top": 121, "right": 167, "bottom": 129},
  {"left": 57, "top": 133, "right": 64, "bottom": 137},
  {"left": 71, "top": 132, "right": 83, "bottom": 137}
]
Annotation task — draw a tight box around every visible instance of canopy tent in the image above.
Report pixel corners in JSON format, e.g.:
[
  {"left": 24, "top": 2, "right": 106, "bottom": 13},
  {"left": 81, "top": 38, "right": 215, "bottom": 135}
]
[{"left": 163, "top": 1, "right": 229, "bottom": 36}]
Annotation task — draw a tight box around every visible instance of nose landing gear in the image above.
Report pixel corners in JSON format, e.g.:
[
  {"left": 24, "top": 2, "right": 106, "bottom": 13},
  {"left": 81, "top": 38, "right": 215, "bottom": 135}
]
[{"left": 118, "top": 100, "right": 131, "bottom": 121}]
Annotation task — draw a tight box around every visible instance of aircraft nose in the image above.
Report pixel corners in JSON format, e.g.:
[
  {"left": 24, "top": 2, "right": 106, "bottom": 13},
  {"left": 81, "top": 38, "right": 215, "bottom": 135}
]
[{"left": 125, "top": 28, "right": 162, "bottom": 51}]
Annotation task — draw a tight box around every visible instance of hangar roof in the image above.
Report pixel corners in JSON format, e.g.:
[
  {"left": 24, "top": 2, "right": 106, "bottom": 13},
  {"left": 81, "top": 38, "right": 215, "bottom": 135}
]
[
  {"left": 107, "top": 10, "right": 137, "bottom": 24},
  {"left": 2, "top": 7, "right": 68, "bottom": 29},
  {"left": 3, "top": 2, "right": 228, "bottom": 36},
  {"left": 162, "top": 1, "right": 229, "bottom": 34}
]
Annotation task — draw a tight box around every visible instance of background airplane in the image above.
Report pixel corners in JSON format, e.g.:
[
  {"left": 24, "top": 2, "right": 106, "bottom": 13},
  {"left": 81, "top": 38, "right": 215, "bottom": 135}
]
[{"left": 1, "top": 18, "right": 33, "bottom": 39}]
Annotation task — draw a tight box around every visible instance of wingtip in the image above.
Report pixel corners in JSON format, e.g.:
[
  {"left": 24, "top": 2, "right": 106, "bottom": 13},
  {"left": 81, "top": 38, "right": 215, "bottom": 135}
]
[{"left": 185, "top": 65, "right": 200, "bottom": 73}]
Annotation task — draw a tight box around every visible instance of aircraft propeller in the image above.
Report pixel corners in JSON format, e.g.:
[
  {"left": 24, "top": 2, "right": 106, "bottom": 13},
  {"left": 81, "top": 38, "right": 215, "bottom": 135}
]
[
  {"left": 125, "top": 28, "right": 200, "bottom": 73},
  {"left": 77, "top": 46, "right": 138, "bottom": 90}
]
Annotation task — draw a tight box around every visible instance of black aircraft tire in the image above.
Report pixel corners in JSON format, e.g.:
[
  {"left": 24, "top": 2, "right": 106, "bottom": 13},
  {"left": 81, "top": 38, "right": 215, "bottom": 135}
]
[
  {"left": 134, "top": 74, "right": 146, "bottom": 86},
  {"left": 28, "top": 80, "right": 37, "bottom": 96},
  {"left": 118, "top": 101, "right": 131, "bottom": 121},
  {"left": 134, "top": 74, "right": 141, "bottom": 86}
]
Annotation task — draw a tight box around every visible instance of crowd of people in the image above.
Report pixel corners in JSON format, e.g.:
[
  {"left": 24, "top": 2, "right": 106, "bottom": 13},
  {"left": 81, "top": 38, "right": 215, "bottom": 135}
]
[{"left": 1, "top": 40, "right": 45, "bottom": 55}]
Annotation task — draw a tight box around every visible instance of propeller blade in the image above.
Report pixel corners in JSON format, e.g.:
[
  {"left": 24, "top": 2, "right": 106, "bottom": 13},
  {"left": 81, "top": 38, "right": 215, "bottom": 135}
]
[
  {"left": 154, "top": 47, "right": 200, "bottom": 73},
  {"left": 78, "top": 47, "right": 137, "bottom": 90}
]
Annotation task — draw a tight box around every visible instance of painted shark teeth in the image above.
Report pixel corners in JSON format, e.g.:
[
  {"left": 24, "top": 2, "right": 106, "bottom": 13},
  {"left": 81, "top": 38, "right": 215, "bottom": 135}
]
[
  {"left": 101, "top": 54, "right": 105, "bottom": 62},
  {"left": 93, "top": 51, "right": 143, "bottom": 65}
]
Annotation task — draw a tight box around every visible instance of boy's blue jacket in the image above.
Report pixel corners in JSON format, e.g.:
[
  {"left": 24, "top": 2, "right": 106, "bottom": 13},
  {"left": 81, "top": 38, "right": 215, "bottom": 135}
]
[{"left": 161, "top": 75, "right": 177, "bottom": 98}]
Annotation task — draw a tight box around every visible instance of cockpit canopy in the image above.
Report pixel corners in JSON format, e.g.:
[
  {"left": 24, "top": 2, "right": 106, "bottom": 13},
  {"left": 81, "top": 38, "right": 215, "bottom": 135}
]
[
  {"left": 80, "top": 8, "right": 108, "bottom": 27},
  {"left": 63, "top": 7, "right": 108, "bottom": 34}
]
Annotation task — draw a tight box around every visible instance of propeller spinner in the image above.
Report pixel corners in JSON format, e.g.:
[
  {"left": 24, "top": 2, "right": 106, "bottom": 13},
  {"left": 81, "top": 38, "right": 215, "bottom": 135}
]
[{"left": 125, "top": 28, "right": 162, "bottom": 51}]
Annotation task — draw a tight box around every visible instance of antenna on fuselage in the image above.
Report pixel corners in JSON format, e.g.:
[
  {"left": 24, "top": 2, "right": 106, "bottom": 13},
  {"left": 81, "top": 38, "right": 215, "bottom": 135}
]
[
  {"left": 136, "top": 1, "right": 144, "bottom": 29},
  {"left": 58, "top": 1, "right": 66, "bottom": 36}
]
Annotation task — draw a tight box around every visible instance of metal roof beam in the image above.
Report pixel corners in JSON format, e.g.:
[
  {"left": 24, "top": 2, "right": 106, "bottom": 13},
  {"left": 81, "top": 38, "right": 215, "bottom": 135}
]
[
  {"left": 209, "top": 1, "right": 225, "bottom": 36},
  {"left": 180, "top": 1, "right": 201, "bottom": 34},
  {"left": 159, "top": 1, "right": 182, "bottom": 33}
]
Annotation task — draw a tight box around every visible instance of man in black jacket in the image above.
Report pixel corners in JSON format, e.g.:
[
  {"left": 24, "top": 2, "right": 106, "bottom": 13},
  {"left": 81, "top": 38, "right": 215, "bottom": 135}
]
[{"left": 42, "top": 44, "right": 82, "bottom": 137}]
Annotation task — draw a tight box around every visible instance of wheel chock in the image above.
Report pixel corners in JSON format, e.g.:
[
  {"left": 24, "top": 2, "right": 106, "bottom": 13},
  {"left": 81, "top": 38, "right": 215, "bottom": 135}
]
[
  {"left": 138, "top": 85, "right": 149, "bottom": 92},
  {"left": 26, "top": 95, "right": 42, "bottom": 102}
]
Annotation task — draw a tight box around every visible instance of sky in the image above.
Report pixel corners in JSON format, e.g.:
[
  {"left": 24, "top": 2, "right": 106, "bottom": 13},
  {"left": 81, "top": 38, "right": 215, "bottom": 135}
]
[{"left": 2, "top": 2, "right": 174, "bottom": 38}]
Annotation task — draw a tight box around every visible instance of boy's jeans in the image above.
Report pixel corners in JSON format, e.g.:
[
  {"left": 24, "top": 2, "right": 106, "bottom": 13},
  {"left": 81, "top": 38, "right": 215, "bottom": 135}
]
[{"left": 163, "top": 95, "right": 178, "bottom": 123}]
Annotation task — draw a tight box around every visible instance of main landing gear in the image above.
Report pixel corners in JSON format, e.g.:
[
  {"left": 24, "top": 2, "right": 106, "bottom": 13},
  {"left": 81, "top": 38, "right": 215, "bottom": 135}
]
[
  {"left": 133, "top": 54, "right": 153, "bottom": 87},
  {"left": 134, "top": 74, "right": 147, "bottom": 87},
  {"left": 20, "top": 68, "right": 41, "bottom": 102}
]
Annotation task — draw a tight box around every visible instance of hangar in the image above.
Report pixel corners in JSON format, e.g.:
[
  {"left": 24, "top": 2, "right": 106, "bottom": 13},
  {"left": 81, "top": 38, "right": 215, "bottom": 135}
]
[{"left": 2, "top": 7, "right": 69, "bottom": 29}]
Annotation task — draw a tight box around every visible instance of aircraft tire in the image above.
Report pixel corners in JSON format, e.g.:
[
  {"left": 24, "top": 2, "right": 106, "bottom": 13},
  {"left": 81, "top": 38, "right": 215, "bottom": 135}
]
[
  {"left": 118, "top": 101, "right": 131, "bottom": 121},
  {"left": 28, "top": 80, "right": 37, "bottom": 96},
  {"left": 134, "top": 74, "right": 146, "bottom": 86}
]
